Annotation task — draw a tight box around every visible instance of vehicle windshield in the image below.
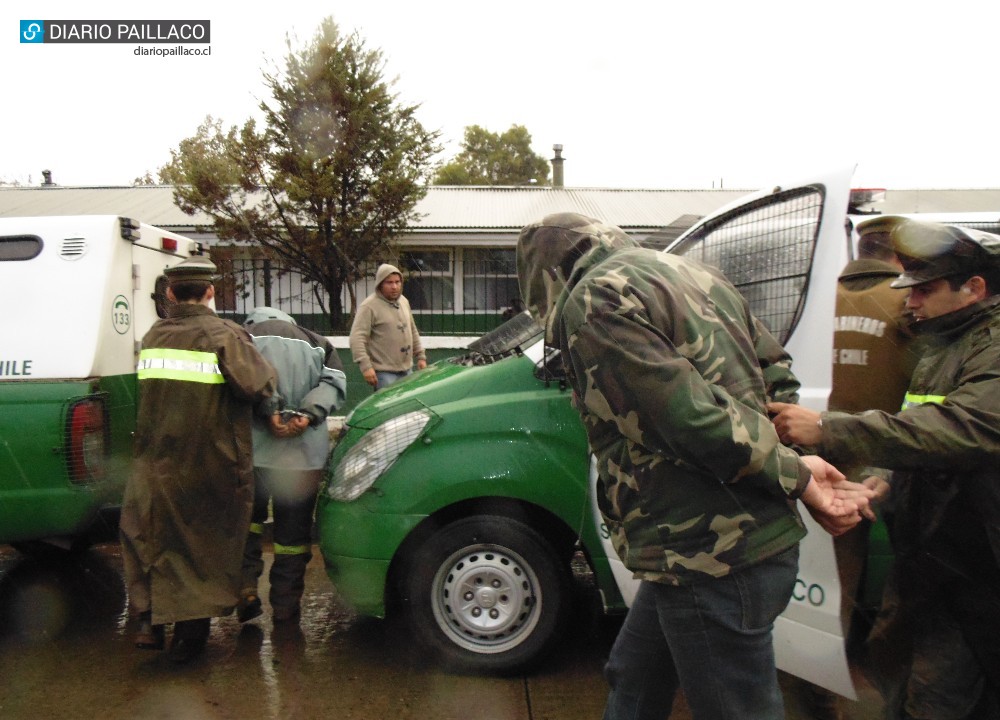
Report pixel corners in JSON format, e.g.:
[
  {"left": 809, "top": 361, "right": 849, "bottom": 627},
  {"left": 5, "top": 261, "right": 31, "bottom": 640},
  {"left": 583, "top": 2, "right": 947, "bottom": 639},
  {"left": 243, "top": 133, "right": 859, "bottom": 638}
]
[{"left": 451, "top": 311, "right": 543, "bottom": 366}]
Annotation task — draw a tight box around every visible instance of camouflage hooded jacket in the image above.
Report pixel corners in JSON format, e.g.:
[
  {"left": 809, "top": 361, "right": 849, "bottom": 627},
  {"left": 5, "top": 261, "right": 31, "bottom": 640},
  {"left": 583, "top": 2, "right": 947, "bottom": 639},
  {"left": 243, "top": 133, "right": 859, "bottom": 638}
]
[{"left": 517, "top": 213, "right": 809, "bottom": 585}]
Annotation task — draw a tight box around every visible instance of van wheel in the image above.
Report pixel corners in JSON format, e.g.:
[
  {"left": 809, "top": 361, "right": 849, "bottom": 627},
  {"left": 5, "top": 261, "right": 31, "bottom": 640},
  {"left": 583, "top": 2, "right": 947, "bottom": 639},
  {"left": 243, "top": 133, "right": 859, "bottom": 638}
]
[{"left": 404, "top": 515, "right": 570, "bottom": 674}]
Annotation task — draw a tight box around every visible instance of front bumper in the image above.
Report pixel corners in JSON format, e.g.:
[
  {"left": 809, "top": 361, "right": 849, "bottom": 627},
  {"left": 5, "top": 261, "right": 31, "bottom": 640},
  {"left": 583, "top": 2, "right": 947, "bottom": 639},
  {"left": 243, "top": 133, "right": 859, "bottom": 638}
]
[
  {"left": 316, "top": 496, "right": 426, "bottom": 617},
  {"left": 321, "top": 553, "right": 392, "bottom": 617}
]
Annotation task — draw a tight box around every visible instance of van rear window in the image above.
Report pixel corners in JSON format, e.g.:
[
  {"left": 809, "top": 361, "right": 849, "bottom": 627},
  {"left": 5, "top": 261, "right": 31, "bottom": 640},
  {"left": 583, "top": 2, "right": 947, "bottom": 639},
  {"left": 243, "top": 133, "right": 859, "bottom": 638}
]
[
  {"left": 669, "top": 187, "right": 822, "bottom": 344},
  {"left": 0, "top": 235, "right": 43, "bottom": 261}
]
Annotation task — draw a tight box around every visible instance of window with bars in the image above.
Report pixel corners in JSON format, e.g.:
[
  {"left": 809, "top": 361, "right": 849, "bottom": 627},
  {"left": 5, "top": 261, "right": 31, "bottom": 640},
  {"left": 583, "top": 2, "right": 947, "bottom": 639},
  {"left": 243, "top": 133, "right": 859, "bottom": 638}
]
[
  {"left": 463, "top": 248, "right": 518, "bottom": 312},
  {"left": 214, "top": 246, "right": 522, "bottom": 335},
  {"left": 400, "top": 250, "right": 454, "bottom": 311},
  {"left": 670, "top": 187, "right": 824, "bottom": 344}
]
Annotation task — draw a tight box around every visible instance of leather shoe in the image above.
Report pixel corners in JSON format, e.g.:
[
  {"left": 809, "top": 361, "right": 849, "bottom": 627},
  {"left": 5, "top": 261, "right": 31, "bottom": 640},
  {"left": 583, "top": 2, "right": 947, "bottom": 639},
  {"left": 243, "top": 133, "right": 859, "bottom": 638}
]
[
  {"left": 168, "top": 618, "right": 210, "bottom": 663},
  {"left": 237, "top": 594, "right": 263, "bottom": 623},
  {"left": 134, "top": 612, "right": 165, "bottom": 651}
]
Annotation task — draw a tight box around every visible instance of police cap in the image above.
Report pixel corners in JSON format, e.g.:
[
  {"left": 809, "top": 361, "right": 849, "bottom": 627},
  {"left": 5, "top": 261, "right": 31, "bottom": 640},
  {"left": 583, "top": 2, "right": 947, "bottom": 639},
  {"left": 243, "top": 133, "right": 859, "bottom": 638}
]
[
  {"left": 890, "top": 221, "right": 1000, "bottom": 289},
  {"left": 856, "top": 215, "right": 908, "bottom": 258},
  {"left": 856, "top": 214, "right": 907, "bottom": 238},
  {"left": 163, "top": 255, "right": 218, "bottom": 285}
]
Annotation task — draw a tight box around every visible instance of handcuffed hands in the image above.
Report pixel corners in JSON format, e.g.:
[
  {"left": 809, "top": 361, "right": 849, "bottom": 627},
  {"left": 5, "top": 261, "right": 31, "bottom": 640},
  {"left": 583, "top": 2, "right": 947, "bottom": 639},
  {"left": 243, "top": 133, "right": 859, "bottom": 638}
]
[
  {"left": 861, "top": 475, "right": 891, "bottom": 505},
  {"left": 798, "top": 455, "right": 878, "bottom": 536},
  {"left": 268, "top": 413, "right": 309, "bottom": 439}
]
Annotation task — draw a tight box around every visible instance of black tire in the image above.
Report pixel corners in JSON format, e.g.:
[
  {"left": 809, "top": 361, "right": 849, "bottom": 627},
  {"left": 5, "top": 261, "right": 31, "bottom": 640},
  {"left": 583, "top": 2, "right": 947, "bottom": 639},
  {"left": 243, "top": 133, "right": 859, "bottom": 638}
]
[
  {"left": 403, "top": 515, "right": 571, "bottom": 674},
  {"left": 0, "top": 547, "right": 126, "bottom": 642},
  {"left": 11, "top": 540, "right": 85, "bottom": 563}
]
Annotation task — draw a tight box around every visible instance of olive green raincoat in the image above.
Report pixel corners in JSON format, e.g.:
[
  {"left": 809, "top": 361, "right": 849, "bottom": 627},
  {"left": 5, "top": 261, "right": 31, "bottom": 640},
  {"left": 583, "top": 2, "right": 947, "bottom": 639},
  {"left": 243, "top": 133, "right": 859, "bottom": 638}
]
[{"left": 120, "top": 303, "right": 278, "bottom": 625}]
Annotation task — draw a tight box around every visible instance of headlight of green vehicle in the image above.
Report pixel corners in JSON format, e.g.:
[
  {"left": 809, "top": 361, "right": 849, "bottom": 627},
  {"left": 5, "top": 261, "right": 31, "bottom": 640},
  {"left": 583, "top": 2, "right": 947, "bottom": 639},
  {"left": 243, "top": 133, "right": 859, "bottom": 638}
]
[{"left": 327, "top": 409, "right": 434, "bottom": 502}]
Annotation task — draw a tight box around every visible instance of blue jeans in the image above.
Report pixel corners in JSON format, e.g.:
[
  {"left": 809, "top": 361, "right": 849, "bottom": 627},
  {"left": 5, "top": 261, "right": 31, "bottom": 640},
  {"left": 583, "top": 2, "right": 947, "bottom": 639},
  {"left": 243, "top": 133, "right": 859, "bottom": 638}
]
[
  {"left": 375, "top": 369, "right": 411, "bottom": 390},
  {"left": 603, "top": 545, "right": 799, "bottom": 720}
]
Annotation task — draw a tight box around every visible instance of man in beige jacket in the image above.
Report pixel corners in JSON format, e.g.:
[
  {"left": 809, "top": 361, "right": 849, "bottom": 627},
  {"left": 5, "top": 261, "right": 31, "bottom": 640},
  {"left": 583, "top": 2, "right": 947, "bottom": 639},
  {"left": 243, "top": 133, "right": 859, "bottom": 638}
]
[{"left": 349, "top": 263, "right": 427, "bottom": 390}]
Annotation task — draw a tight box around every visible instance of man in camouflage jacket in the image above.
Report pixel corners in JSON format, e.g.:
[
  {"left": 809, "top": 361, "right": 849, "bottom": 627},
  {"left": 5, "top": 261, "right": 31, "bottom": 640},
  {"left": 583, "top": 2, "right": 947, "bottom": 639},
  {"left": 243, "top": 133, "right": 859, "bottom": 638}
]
[
  {"left": 771, "top": 219, "right": 1000, "bottom": 719},
  {"left": 517, "top": 212, "right": 872, "bottom": 720}
]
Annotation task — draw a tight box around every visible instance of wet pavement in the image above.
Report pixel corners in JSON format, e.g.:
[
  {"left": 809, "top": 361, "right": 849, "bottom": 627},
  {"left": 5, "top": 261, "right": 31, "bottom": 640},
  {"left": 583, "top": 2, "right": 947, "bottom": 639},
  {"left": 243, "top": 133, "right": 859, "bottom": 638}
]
[{"left": 0, "top": 543, "right": 885, "bottom": 719}]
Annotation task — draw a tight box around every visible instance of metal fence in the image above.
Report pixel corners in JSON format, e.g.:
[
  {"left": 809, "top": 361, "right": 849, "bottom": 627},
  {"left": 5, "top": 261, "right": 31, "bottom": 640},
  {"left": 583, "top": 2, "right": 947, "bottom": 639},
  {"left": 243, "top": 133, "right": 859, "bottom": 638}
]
[{"left": 211, "top": 250, "right": 521, "bottom": 336}]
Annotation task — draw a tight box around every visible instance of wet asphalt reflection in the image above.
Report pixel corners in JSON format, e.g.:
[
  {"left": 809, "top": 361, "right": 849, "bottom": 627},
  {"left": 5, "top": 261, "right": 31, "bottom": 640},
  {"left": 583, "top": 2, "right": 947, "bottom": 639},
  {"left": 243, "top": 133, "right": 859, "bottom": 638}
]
[{"left": 0, "top": 543, "right": 883, "bottom": 720}]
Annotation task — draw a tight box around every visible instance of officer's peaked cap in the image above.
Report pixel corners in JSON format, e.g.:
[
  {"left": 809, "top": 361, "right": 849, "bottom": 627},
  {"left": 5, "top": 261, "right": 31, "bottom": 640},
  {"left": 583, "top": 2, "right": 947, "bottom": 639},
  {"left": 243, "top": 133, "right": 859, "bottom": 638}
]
[
  {"left": 164, "top": 255, "right": 218, "bottom": 284},
  {"left": 890, "top": 220, "right": 1000, "bottom": 288}
]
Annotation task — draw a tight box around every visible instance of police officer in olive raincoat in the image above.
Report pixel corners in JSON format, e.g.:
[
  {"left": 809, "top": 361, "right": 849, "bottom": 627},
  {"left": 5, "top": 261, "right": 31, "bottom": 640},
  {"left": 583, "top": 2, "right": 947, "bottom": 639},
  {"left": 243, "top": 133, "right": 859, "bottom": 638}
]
[
  {"left": 772, "top": 220, "right": 1000, "bottom": 719},
  {"left": 120, "top": 255, "right": 279, "bottom": 662}
]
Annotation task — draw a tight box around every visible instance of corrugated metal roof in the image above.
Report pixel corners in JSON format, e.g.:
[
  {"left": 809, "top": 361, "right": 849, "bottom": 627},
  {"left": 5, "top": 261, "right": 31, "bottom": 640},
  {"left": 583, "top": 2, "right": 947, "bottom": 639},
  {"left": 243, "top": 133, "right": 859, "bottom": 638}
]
[
  {"left": 0, "top": 186, "right": 215, "bottom": 227},
  {"left": 0, "top": 185, "right": 749, "bottom": 232},
  {"left": 879, "top": 189, "right": 1000, "bottom": 214},
  {"left": 2, "top": 185, "right": 997, "bottom": 234},
  {"left": 411, "top": 186, "right": 750, "bottom": 229}
]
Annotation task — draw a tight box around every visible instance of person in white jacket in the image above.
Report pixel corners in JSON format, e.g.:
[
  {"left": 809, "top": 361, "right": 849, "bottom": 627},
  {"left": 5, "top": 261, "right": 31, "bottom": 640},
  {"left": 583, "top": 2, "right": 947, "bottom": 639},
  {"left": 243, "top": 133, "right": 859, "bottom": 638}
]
[{"left": 238, "top": 307, "right": 347, "bottom": 623}]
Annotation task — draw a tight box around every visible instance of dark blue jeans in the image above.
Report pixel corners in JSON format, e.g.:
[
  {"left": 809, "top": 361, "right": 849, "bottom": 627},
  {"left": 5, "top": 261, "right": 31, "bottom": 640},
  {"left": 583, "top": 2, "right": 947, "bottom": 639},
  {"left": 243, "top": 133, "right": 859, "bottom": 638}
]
[{"left": 603, "top": 545, "right": 799, "bottom": 720}]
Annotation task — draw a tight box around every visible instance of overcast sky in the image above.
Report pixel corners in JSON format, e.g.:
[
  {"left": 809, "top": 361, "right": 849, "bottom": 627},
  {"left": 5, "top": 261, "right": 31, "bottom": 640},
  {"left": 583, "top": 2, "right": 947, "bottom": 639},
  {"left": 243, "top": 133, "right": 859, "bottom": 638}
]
[{"left": 4, "top": 1, "right": 999, "bottom": 191}]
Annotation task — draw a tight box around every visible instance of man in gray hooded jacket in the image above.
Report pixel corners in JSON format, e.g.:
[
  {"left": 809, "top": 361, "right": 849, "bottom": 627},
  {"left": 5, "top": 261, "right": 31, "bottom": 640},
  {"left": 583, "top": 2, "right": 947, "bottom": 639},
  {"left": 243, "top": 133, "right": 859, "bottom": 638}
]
[
  {"left": 238, "top": 307, "right": 347, "bottom": 623},
  {"left": 349, "top": 263, "right": 426, "bottom": 390},
  {"left": 517, "top": 212, "right": 874, "bottom": 720}
]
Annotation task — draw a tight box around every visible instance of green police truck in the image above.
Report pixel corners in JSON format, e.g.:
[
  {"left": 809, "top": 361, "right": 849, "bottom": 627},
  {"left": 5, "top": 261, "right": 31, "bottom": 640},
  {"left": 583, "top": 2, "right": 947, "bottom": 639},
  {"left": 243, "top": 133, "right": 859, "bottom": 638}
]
[{"left": 0, "top": 215, "right": 201, "bottom": 554}]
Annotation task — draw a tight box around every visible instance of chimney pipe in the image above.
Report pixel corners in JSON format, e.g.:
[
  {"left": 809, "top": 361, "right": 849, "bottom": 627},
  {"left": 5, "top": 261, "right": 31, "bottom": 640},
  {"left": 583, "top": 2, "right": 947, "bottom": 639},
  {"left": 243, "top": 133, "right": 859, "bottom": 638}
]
[
  {"left": 551, "top": 145, "right": 564, "bottom": 188},
  {"left": 41, "top": 170, "right": 54, "bottom": 186}
]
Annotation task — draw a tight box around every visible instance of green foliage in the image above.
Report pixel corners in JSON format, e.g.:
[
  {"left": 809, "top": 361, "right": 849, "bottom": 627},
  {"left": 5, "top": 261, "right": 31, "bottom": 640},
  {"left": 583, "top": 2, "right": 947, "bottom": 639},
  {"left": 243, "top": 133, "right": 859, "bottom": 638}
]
[
  {"left": 433, "top": 125, "right": 550, "bottom": 186},
  {"left": 160, "top": 17, "right": 441, "bottom": 330}
]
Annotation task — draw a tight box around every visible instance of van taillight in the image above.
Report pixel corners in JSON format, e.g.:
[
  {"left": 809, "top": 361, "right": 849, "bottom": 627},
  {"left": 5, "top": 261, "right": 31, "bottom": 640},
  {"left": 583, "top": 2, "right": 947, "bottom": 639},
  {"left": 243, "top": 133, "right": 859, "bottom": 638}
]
[
  {"left": 848, "top": 188, "right": 886, "bottom": 213},
  {"left": 67, "top": 398, "right": 108, "bottom": 484}
]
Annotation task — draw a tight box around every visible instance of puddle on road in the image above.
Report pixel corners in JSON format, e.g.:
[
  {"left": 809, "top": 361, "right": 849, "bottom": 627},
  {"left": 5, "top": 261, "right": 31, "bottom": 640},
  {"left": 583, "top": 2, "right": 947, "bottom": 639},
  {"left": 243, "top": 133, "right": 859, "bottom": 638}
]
[{"left": 0, "top": 543, "right": 615, "bottom": 720}]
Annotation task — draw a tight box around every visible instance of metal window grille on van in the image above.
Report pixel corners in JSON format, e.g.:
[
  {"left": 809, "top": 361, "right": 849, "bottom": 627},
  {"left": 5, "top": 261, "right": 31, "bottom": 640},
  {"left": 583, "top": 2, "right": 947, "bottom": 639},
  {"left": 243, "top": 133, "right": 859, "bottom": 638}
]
[
  {"left": 670, "top": 187, "right": 823, "bottom": 344},
  {"left": 328, "top": 408, "right": 435, "bottom": 502}
]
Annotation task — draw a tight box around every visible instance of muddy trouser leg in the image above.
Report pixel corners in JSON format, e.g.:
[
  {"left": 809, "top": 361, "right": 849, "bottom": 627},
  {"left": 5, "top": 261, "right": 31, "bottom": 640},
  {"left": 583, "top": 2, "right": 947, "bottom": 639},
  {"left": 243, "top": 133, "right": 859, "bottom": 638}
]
[
  {"left": 240, "top": 468, "right": 271, "bottom": 598},
  {"left": 896, "top": 584, "right": 986, "bottom": 720},
  {"left": 268, "top": 468, "right": 322, "bottom": 617},
  {"left": 949, "top": 576, "right": 1000, "bottom": 719}
]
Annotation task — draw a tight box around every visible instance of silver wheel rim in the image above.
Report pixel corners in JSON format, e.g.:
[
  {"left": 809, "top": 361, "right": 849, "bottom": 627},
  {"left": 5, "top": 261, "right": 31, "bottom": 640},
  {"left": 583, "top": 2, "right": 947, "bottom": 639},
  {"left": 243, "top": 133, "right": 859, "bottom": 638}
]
[{"left": 430, "top": 543, "right": 542, "bottom": 655}]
